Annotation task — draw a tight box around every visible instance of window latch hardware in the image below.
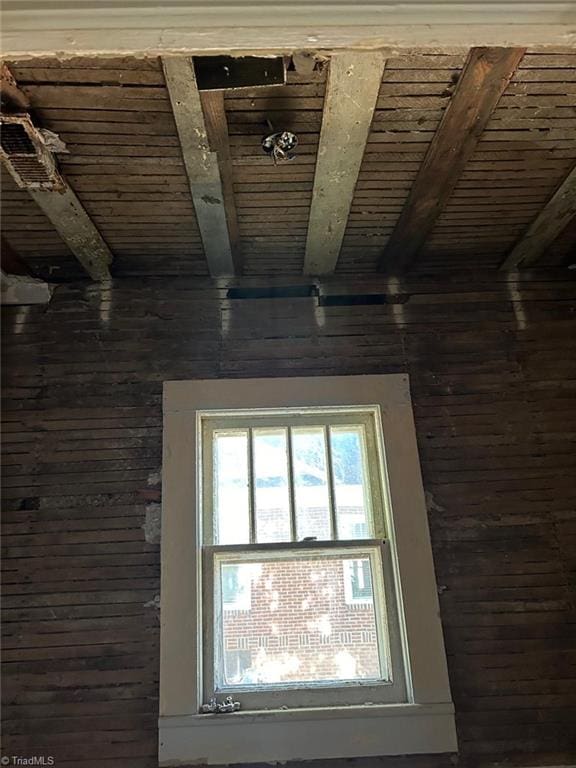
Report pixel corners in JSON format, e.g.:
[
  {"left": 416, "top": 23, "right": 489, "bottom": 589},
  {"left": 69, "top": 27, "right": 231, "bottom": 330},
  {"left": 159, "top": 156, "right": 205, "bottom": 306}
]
[{"left": 201, "top": 696, "right": 241, "bottom": 714}]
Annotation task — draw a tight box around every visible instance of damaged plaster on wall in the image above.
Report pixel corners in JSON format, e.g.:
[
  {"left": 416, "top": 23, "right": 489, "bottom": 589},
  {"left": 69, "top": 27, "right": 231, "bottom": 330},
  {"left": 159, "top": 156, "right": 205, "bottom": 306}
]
[{"left": 142, "top": 504, "right": 161, "bottom": 545}]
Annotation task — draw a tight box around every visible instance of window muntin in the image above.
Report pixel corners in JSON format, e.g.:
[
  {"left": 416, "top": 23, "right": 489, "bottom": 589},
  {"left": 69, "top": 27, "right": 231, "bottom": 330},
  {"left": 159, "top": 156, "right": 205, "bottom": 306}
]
[
  {"left": 201, "top": 408, "right": 406, "bottom": 710},
  {"left": 205, "top": 410, "right": 383, "bottom": 547}
]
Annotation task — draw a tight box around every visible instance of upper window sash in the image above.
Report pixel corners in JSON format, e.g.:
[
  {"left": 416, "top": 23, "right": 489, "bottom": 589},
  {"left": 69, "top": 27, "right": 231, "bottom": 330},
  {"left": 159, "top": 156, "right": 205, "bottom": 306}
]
[{"left": 200, "top": 407, "right": 387, "bottom": 546}]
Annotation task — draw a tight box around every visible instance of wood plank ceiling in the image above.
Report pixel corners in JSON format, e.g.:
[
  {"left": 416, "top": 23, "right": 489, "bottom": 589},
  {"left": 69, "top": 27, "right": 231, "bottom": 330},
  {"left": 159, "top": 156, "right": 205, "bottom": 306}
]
[{"left": 1, "top": 49, "right": 575, "bottom": 282}]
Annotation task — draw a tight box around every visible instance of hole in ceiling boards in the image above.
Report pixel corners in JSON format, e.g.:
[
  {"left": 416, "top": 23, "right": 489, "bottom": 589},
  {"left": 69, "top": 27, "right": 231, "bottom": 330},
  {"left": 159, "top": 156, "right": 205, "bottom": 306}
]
[
  {"left": 193, "top": 56, "right": 286, "bottom": 91},
  {"left": 227, "top": 285, "right": 318, "bottom": 300}
]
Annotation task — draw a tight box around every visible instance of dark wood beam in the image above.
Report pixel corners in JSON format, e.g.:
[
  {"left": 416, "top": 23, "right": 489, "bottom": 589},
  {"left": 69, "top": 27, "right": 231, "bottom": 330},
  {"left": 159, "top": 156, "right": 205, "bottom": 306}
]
[
  {"left": 500, "top": 164, "right": 576, "bottom": 269},
  {"left": 199, "top": 90, "right": 241, "bottom": 273},
  {"left": 379, "top": 46, "right": 525, "bottom": 274}
]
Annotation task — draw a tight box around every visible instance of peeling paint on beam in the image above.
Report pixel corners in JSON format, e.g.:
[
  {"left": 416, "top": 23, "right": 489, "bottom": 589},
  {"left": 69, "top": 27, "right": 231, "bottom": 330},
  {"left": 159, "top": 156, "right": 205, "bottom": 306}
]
[
  {"left": 162, "top": 56, "right": 235, "bottom": 278},
  {"left": 29, "top": 185, "right": 112, "bottom": 281},
  {"left": 304, "top": 52, "right": 386, "bottom": 275}
]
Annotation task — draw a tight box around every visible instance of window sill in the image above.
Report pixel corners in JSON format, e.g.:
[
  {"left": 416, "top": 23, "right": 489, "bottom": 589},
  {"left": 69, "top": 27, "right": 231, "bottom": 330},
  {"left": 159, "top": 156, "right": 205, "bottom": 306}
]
[{"left": 159, "top": 702, "right": 457, "bottom": 765}]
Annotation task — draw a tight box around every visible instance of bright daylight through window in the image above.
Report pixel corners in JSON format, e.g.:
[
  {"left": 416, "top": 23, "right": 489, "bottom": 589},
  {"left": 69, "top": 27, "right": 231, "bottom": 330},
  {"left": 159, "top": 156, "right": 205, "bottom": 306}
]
[{"left": 200, "top": 410, "right": 406, "bottom": 710}]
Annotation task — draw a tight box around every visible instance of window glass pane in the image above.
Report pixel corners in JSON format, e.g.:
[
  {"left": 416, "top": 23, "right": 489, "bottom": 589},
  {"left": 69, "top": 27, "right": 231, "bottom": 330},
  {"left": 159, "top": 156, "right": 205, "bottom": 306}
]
[
  {"left": 292, "top": 428, "right": 331, "bottom": 541},
  {"left": 254, "top": 429, "right": 291, "bottom": 543},
  {"left": 330, "top": 426, "right": 371, "bottom": 539},
  {"left": 214, "top": 431, "right": 250, "bottom": 544},
  {"left": 217, "top": 554, "right": 383, "bottom": 689}
]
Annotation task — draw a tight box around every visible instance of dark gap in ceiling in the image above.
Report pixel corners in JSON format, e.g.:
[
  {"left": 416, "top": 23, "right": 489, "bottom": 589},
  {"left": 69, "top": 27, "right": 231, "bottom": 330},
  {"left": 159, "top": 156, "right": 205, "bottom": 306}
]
[{"left": 227, "top": 285, "right": 318, "bottom": 300}]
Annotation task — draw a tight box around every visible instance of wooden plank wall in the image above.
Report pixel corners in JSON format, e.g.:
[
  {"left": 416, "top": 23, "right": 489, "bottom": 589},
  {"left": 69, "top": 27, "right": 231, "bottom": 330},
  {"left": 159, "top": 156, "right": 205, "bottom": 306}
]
[
  {"left": 2, "top": 270, "right": 576, "bottom": 767},
  {"left": 6, "top": 57, "right": 208, "bottom": 279}
]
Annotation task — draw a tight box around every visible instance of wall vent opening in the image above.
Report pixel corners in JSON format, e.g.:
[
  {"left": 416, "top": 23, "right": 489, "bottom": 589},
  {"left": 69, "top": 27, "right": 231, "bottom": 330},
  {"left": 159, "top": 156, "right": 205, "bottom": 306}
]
[{"left": 0, "top": 114, "right": 63, "bottom": 190}]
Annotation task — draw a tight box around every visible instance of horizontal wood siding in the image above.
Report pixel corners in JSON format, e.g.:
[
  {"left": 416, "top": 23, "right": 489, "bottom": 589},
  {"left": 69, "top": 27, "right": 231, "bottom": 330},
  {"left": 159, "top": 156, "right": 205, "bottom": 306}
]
[{"left": 2, "top": 270, "right": 576, "bottom": 767}]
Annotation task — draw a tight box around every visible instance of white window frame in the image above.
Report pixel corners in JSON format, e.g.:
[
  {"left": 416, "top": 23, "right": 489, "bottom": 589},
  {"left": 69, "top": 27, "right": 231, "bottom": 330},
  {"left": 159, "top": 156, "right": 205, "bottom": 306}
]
[
  {"left": 201, "top": 407, "right": 406, "bottom": 711},
  {"left": 343, "top": 558, "right": 374, "bottom": 605},
  {"left": 159, "top": 374, "right": 456, "bottom": 766}
]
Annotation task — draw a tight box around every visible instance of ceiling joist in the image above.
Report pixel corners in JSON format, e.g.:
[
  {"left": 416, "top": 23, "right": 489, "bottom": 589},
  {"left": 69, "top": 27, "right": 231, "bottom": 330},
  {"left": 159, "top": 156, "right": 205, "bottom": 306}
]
[
  {"left": 500, "top": 165, "right": 576, "bottom": 269},
  {"left": 304, "top": 51, "right": 386, "bottom": 275},
  {"left": 29, "top": 185, "right": 113, "bottom": 281},
  {"left": 379, "top": 46, "right": 526, "bottom": 274},
  {"left": 199, "top": 90, "right": 241, "bottom": 272},
  {"left": 1, "top": 65, "right": 113, "bottom": 281},
  {"left": 162, "top": 56, "right": 236, "bottom": 278}
]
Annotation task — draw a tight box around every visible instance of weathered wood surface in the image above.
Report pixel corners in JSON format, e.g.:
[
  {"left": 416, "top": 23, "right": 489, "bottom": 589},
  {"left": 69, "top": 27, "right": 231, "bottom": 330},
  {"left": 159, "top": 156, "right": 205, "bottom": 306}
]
[
  {"left": 1, "top": 56, "right": 207, "bottom": 280},
  {"left": 163, "top": 56, "right": 235, "bottom": 278},
  {"left": 378, "top": 47, "right": 525, "bottom": 273},
  {"left": 200, "top": 89, "right": 241, "bottom": 272},
  {"left": 29, "top": 185, "right": 113, "bottom": 281},
  {"left": 2, "top": 270, "right": 576, "bottom": 766},
  {"left": 304, "top": 52, "right": 386, "bottom": 275},
  {"left": 501, "top": 165, "right": 576, "bottom": 269},
  {"left": 2, "top": 52, "right": 576, "bottom": 278}
]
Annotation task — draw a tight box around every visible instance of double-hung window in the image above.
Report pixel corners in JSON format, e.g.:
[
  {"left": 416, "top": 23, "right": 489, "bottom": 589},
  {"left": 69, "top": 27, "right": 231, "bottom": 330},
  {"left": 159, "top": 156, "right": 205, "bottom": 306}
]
[
  {"left": 202, "top": 410, "right": 406, "bottom": 710},
  {"left": 160, "top": 375, "right": 456, "bottom": 766}
]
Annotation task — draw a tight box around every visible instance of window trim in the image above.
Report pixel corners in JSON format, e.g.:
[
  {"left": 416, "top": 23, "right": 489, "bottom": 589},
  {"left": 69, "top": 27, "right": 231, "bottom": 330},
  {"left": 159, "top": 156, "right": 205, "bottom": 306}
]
[{"left": 160, "top": 374, "right": 456, "bottom": 765}]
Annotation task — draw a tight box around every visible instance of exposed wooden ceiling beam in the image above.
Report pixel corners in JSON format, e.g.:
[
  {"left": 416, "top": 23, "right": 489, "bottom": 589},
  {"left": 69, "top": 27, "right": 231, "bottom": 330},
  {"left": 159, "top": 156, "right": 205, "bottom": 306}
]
[
  {"left": 162, "top": 56, "right": 235, "bottom": 278},
  {"left": 304, "top": 51, "right": 386, "bottom": 275},
  {"left": 3, "top": 4, "right": 574, "bottom": 57},
  {"left": 500, "top": 165, "right": 576, "bottom": 269},
  {"left": 29, "top": 185, "right": 113, "bottom": 280},
  {"left": 379, "top": 46, "right": 525, "bottom": 274},
  {"left": 1, "top": 64, "right": 113, "bottom": 282},
  {"left": 199, "top": 90, "right": 241, "bottom": 273}
]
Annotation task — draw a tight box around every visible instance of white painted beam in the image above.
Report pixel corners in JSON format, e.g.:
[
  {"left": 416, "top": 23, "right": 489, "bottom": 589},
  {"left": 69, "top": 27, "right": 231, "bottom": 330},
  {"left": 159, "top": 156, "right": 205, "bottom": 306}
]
[
  {"left": 29, "top": 185, "right": 113, "bottom": 281},
  {"left": 1, "top": 2, "right": 575, "bottom": 57},
  {"left": 162, "top": 56, "right": 235, "bottom": 278},
  {"left": 304, "top": 52, "right": 385, "bottom": 276}
]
